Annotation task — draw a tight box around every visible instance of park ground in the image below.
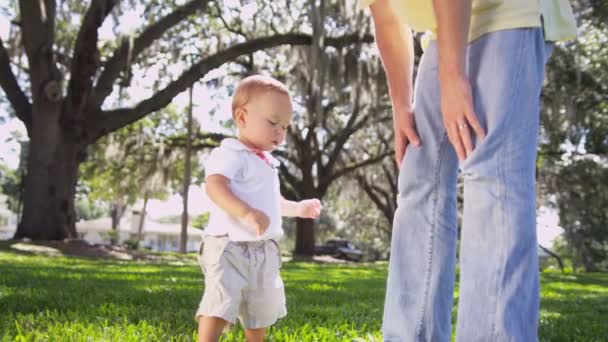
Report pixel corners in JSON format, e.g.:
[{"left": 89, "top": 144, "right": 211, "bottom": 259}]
[{"left": 0, "top": 241, "right": 607, "bottom": 341}]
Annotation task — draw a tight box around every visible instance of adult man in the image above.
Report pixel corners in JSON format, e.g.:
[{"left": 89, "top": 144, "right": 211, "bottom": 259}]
[{"left": 365, "top": 0, "right": 576, "bottom": 340}]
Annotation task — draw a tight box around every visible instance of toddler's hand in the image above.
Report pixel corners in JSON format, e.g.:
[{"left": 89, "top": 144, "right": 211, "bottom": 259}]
[
  {"left": 242, "top": 208, "right": 270, "bottom": 236},
  {"left": 296, "top": 199, "right": 322, "bottom": 219}
]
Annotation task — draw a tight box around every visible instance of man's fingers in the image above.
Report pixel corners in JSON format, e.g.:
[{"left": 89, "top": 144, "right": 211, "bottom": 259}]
[
  {"left": 464, "top": 104, "right": 485, "bottom": 139},
  {"left": 448, "top": 124, "right": 466, "bottom": 162},
  {"left": 458, "top": 122, "right": 474, "bottom": 157},
  {"left": 396, "top": 141, "right": 408, "bottom": 168},
  {"left": 404, "top": 126, "right": 421, "bottom": 147},
  {"left": 394, "top": 147, "right": 405, "bottom": 168},
  {"left": 402, "top": 111, "right": 421, "bottom": 147},
  {"left": 394, "top": 135, "right": 407, "bottom": 168}
]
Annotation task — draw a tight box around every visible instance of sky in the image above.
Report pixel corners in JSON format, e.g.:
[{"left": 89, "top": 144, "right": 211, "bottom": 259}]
[{"left": 0, "top": 4, "right": 564, "bottom": 247}]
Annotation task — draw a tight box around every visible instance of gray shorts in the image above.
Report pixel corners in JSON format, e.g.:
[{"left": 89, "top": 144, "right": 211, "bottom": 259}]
[{"left": 195, "top": 235, "right": 286, "bottom": 329}]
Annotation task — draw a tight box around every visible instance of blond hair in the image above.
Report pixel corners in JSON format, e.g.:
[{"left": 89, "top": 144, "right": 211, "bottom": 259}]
[{"left": 231, "top": 75, "right": 290, "bottom": 118}]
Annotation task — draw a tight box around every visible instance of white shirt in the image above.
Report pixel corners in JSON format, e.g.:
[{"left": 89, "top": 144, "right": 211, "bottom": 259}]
[{"left": 203, "top": 138, "right": 283, "bottom": 241}]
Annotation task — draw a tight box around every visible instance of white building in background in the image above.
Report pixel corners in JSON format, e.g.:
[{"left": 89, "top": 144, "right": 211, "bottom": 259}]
[
  {"left": 75, "top": 216, "right": 132, "bottom": 245},
  {"left": 76, "top": 210, "right": 204, "bottom": 252},
  {"left": 128, "top": 211, "right": 203, "bottom": 252},
  {"left": 0, "top": 194, "right": 205, "bottom": 252},
  {"left": 0, "top": 182, "right": 211, "bottom": 250},
  {"left": 0, "top": 194, "right": 18, "bottom": 240}
]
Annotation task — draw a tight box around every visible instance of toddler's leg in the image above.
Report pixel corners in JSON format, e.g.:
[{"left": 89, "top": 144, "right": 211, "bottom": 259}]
[
  {"left": 198, "top": 316, "right": 228, "bottom": 342},
  {"left": 244, "top": 328, "right": 266, "bottom": 342}
]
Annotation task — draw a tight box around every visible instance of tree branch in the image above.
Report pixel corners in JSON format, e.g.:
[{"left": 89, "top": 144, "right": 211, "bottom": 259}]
[
  {"left": 328, "top": 151, "right": 391, "bottom": 185},
  {"left": 319, "top": 80, "right": 372, "bottom": 179},
  {"left": 165, "top": 132, "right": 228, "bottom": 150},
  {"left": 382, "top": 163, "right": 398, "bottom": 194},
  {"left": 278, "top": 162, "right": 302, "bottom": 198},
  {"left": 273, "top": 150, "right": 302, "bottom": 169},
  {"left": 321, "top": 114, "right": 371, "bottom": 153},
  {"left": 66, "top": 0, "right": 117, "bottom": 115},
  {"left": 19, "top": 0, "right": 60, "bottom": 103},
  {"left": 19, "top": 0, "right": 55, "bottom": 64},
  {"left": 0, "top": 37, "right": 32, "bottom": 131},
  {"left": 215, "top": 2, "right": 247, "bottom": 38},
  {"left": 88, "top": 32, "right": 374, "bottom": 143},
  {"left": 356, "top": 173, "right": 394, "bottom": 224},
  {"left": 539, "top": 243, "right": 565, "bottom": 272},
  {"left": 286, "top": 125, "right": 303, "bottom": 147},
  {"left": 91, "top": 0, "right": 210, "bottom": 110},
  {"left": 320, "top": 114, "right": 368, "bottom": 180},
  {"left": 279, "top": 180, "right": 298, "bottom": 201}
]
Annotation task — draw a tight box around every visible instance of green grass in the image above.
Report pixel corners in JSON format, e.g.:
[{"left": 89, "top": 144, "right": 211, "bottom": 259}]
[{"left": 0, "top": 244, "right": 606, "bottom": 341}]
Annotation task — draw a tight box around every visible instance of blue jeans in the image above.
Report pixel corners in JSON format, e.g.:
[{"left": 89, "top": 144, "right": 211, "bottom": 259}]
[{"left": 382, "top": 28, "right": 553, "bottom": 342}]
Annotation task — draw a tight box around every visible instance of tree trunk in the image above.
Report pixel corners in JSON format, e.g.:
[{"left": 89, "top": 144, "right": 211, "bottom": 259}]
[
  {"left": 137, "top": 193, "right": 149, "bottom": 241},
  {"left": 110, "top": 200, "right": 126, "bottom": 245},
  {"left": 580, "top": 246, "right": 599, "bottom": 272},
  {"left": 294, "top": 218, "right": 315, "bottom": 257},
  {"left": 14, "top": 104, "right": 81, "bottom": 240},
  {"left": 180, "top": 86, "right": 194, "bottom": 254}
]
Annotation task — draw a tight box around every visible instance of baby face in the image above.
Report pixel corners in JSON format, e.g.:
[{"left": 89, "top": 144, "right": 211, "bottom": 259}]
[{"left": 238, "top": 91, "right": 293, "bottom": 151}]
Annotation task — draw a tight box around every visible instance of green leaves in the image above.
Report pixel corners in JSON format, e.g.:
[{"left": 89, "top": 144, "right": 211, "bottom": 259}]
[{"left": 79, "top": 105, "right": 187, "bottom": 206}]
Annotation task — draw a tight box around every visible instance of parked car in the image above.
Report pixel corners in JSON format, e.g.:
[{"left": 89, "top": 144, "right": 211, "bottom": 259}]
[
  {"left": 355, "top": 242, "right": 383, "bottom": 262},
  {"left": 314, "top": 239, "right": 364, "bottom": 262}
]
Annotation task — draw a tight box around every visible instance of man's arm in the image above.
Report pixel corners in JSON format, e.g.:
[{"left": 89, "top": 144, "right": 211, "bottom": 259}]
[
  {"left": 369, "top": 0, "right": 420, "bottom": 167},
  {"left": 432, "top": 0, "right": 485, "bottom": 161},
  {"left": 433, "top": 0, "right": 471, "bottom": 80}
]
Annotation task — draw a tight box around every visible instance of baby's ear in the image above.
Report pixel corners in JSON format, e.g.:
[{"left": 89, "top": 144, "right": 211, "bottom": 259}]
[{"left": 234, "top": 107, "right": 247, "bottom": 128}]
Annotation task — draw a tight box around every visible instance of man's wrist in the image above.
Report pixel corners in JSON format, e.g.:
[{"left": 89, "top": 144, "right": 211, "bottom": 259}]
[
  {"left": 439, "top": 59, "right": 466, "bottom": 81},
  {"left": 392, "top": 102, "right": 413, "bottom": 115}
]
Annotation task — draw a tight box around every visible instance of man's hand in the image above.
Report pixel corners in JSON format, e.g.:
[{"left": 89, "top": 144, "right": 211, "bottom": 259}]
[
  {"left": 296, "top": 199, "right": 322, "bottom": 219},
  {"left": 439, "top": 71, "right": 485, "bottom": 161},
  {"left": 242, "top": 208, "right": 270, "bottom": 236},
  {"left": 370, "top": 0, "right": 417, "bottom": 168},
  {"left": 393, "top": 107, "right": 421, "bottom": 168},
  {"left": 432, "top": 0, "right": 485, "bottom": 161}
]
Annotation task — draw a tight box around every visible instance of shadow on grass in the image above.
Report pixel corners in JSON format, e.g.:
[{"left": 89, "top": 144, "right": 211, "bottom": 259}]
[{"left": 0, "top": 239, "right": 199, "bottom": 263}]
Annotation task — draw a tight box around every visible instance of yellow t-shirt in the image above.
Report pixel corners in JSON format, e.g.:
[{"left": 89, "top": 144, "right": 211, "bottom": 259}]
[{"left": 361, "top": 0, "right": 577, "bottom": 43}]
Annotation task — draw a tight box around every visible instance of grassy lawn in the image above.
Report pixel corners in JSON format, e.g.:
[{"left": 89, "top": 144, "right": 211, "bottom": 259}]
[{"left": 1, "top": 243, "right": 607, "bottom": 341}]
